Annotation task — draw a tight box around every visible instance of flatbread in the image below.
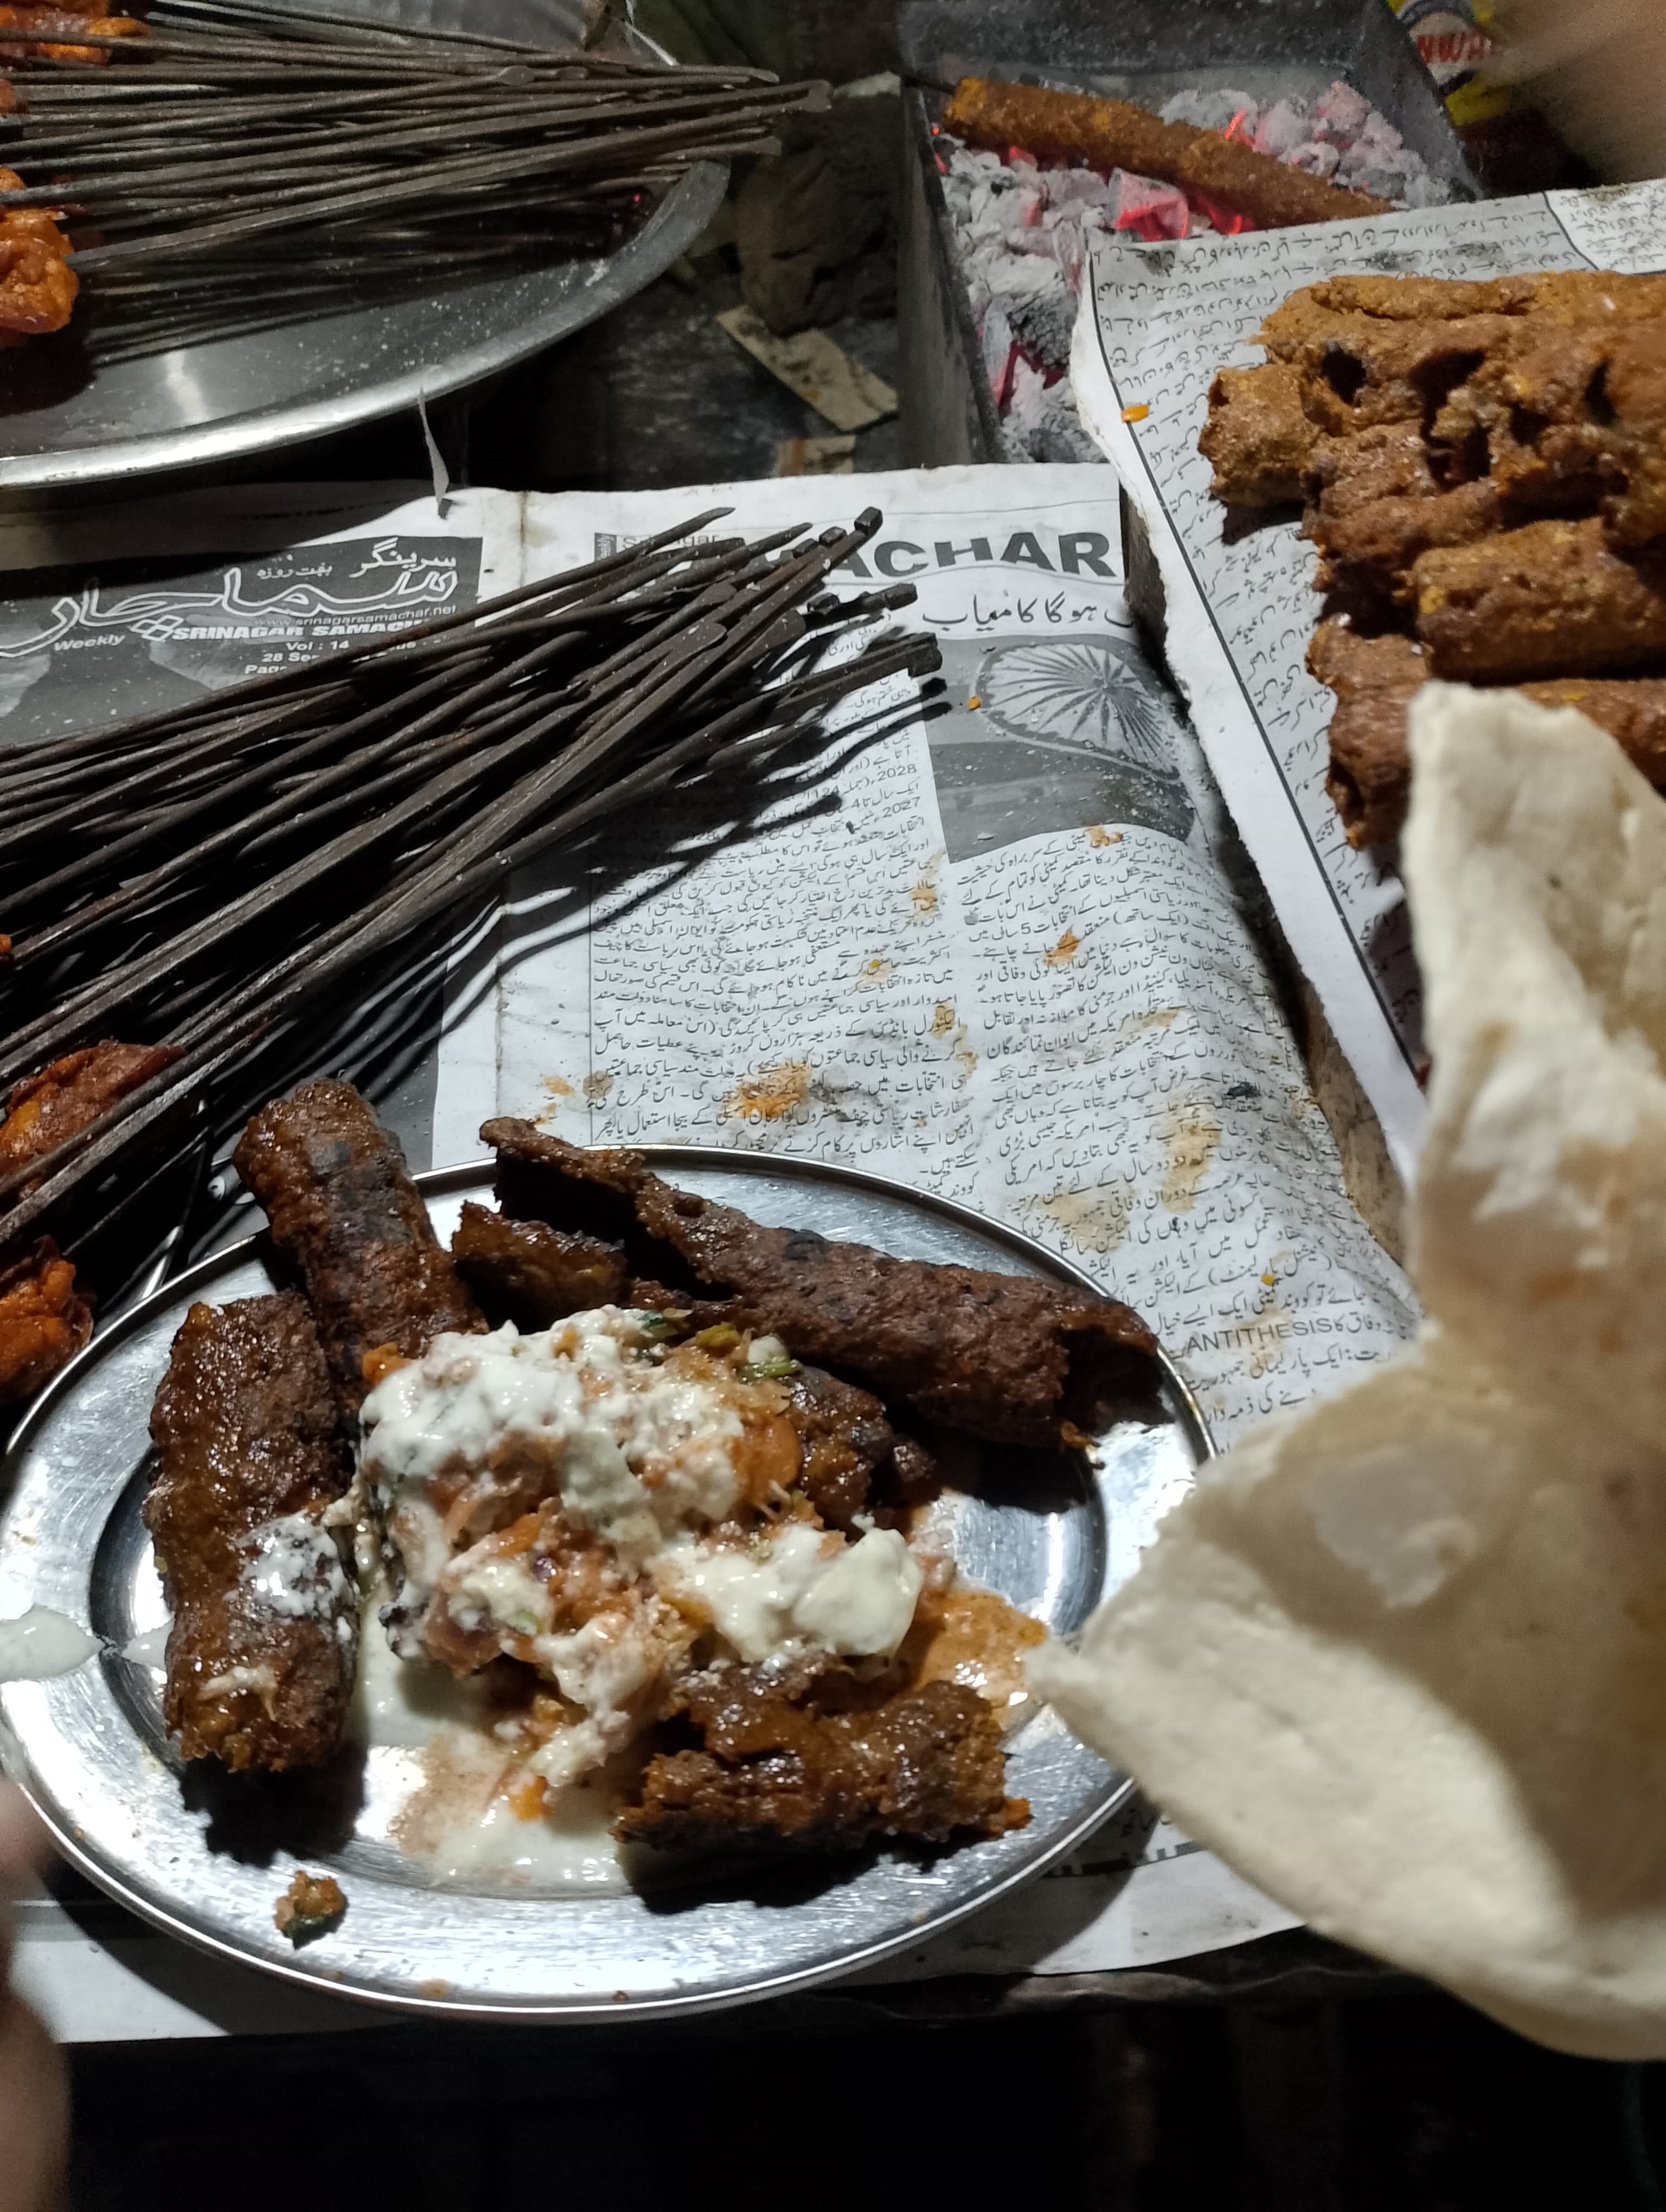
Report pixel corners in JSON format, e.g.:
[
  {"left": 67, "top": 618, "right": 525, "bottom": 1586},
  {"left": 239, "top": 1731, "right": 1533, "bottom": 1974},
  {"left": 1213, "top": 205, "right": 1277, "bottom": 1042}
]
[{"left": 1031, "top": 682, "right": 1666, "bottom": 2057}]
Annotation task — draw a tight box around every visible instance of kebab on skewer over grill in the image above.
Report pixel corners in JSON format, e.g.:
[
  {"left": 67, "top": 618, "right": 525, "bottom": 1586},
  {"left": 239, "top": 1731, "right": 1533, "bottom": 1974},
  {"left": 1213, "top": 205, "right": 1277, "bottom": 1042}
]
[{"left": 943, "top": 74, "right": 1396, "bottom": 233}]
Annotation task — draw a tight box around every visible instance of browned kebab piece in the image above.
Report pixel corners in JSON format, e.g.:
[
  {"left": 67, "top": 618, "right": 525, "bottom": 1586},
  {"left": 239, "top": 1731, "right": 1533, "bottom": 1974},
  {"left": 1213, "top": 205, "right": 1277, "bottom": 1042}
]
[
  {"left": 618, "top": 1661, "right": 1027, "bottom": 1853},
  {"left": 146, "top": 1292, "right": 356, "bottom": 1773},
  {"left": 0, "top": 1041, "right": 182, "bottom": 1401},
  {"left": 460, "top": 1118, "right": 1161, "bottom": 1853},
  {"left": 144, "top": 1080, "right": 489, "bottom": 1773},
  {"left": 233, "top": 1079, "right": 484, "bottom": 1415},
  {"left": 1197, "top": 269, "right": 1666, "bottom": 842},
  {"left": 451, "top": 1198, "right": 938, "bottom": 1534},
  {"left": 480, "top": 1118, "right": 1161, "bottom": 1449},
  {"left": 1312, "top": 619, "right": 1666, "bottom": 845},
  {"left": 941, "top": 75, "right": 1393, "bottom": 229}
]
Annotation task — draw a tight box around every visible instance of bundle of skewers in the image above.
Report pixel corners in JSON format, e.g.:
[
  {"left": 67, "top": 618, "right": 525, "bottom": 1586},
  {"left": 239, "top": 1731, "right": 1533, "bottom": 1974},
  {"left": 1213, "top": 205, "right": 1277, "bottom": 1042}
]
[
  {"left": 0, "top": 506, "right": 945, "bottom": 1407},
  {"left": 0, "top": 0, "right": 817, "bottom": 357}
]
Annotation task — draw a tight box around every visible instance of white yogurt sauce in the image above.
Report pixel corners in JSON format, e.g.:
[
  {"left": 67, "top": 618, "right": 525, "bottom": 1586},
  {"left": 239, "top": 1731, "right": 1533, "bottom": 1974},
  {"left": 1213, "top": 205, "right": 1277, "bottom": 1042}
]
[
  {"left": 121, "top": 1622, "right": 171, "bottom": 1669},
  {"left": 0, "top": 1606, "right": 98, "bottom": 1682},
  {"left": 357, "top": 1308, "right": 930, "bottom": 1830},
  {"left": 421, "top": 1783, "right": 624, "bottom": 1889},
  {"left": 240, "top": 1514, "right": 355, "bottom": 1624},
  {"left": 657, "top": 1523, "right": 921, "bottom": 1664},
  {"left": 350, "top": 1606, "right": 626, "bottom": 1891}
]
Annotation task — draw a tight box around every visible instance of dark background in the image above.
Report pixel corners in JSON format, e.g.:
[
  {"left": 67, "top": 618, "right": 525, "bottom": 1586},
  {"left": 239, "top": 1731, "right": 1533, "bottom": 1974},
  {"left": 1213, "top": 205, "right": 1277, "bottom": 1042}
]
[{"left": 66, "top": 1983, "right": 1666, "bottom": 2211}]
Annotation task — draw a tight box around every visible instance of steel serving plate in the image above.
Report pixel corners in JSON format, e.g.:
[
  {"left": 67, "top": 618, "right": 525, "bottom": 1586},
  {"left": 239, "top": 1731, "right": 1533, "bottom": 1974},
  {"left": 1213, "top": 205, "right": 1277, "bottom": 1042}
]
[
  {"left": 0, "top": 1148, "right": 1210, "bottom": 2021},
  {"left": 0, "top": 0, "right": 725, "bottom": 491}
]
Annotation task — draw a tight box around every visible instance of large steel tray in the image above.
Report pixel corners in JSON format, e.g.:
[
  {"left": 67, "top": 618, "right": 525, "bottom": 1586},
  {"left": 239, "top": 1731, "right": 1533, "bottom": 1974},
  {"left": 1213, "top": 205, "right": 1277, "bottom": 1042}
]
[
  {"left": 0, "top": 1150, "right": 1210, "bottom": 2021},
  {"left": 0, "top": 0, "right": 726, "bottom": 491}
]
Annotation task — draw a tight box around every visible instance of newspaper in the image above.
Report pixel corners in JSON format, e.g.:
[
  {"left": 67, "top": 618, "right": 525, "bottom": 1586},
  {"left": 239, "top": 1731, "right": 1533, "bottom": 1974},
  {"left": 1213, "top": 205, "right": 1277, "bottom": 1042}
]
[
  {"left": 436, "top": 467, "right": 1414, "bottom": 1440},
  {"left": 0, "top": 467, "right": 1421, "bottom": 2036},
  {"left": 1070, "top": 178, "right": 1666, "bottom": 1180}
]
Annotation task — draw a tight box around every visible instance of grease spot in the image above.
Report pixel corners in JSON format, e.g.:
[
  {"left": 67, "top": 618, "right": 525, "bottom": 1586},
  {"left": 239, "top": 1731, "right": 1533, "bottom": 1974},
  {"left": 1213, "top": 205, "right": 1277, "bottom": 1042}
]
[
  {"left": 1086, "top": 825, "right": 1122, "bottom": 848},
  {"left": 723, "top": 1060, "right": 812, "bottom": 1122},
  {"left": 930, "top": 1001, "right": 957, "bottom": 1037},
  {"left": 855, "top": 956, "right": 894, "bottom": 988},
  {"left": 1139, "top": 1007, "right": 1179, "bottom": 1030},
  {"left": 581, "top": 1070, "right": 614, "bottom": 1106},
  {"left": 1158, "top": 1105, "right": 1220, "bottom": 1211},
  {"left": 542, "top": 1075, "right": 575, "bottom": 1098},
  {"left": 1045, "top": 928, "right": 1082, "bottom": 968}
]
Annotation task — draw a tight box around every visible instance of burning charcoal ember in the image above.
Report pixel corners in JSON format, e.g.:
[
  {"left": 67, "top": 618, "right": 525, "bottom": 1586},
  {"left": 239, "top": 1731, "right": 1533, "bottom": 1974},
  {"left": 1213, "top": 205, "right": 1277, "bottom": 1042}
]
[
  {"left": 1107, "top": 170, "right": 1190, "bottom": 241},
  {"left": 1007, "top": 356, "right": 1104, "bottom": 464},
  {"left": 1316, "top": 80, "right": 1374, "bottom": 137},
  {"left": 1289, "top": 140, "right": 1342, "bottom": 181}
]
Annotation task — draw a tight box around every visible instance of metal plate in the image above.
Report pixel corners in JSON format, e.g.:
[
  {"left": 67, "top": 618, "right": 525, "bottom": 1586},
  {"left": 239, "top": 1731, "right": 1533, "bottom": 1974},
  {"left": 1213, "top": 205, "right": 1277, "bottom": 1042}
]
[
  {"left": 0, "top": 1, "right": 726, "bottom": 491},
  {"left": 0, "top": 1148, "right": 1210, "bottom": 2021}
]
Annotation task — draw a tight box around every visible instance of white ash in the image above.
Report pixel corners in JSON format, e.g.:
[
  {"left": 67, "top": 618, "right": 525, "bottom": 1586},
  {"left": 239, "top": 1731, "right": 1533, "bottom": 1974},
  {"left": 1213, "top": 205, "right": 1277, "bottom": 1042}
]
[
  {"left": 937, "top": 80, "right": 1451, "bottom": 462},
  {"left": 1157, "top": 81, "right": 1450, "bottom": 210}
]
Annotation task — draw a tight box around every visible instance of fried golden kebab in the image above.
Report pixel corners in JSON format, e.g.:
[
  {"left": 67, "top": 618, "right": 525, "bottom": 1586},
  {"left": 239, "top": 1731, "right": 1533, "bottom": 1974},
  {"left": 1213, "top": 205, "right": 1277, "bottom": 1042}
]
[
  {"left": 147, "top": 1292, "right": 356, "bottom": 1773},
  {"left": 1199, "top": 270, "right": 1666, "bottom": 842}
]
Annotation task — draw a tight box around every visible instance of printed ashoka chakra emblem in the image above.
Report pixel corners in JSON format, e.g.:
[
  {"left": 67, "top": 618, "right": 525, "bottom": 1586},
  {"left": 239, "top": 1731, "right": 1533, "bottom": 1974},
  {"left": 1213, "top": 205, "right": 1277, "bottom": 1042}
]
[{"left": 978, "top": 640, "right": 1176, "bottom": 769}]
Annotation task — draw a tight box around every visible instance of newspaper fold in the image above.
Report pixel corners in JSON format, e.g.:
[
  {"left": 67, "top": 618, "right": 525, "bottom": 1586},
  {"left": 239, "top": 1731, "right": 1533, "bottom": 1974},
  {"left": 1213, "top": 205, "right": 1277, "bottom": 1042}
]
[{"left": 1071, "top": 176, "right": 1666, "bottom": 1180}]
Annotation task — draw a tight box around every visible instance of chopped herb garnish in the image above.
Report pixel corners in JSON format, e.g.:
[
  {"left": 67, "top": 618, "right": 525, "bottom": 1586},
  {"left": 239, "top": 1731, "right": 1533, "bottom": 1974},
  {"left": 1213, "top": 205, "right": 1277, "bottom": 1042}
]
[
  {"left": 740, "top": 1354, "right": 800, "bottom": 1381},
  {"left": 636, "top": 1309, "right": 691, "bottom": 1341}
]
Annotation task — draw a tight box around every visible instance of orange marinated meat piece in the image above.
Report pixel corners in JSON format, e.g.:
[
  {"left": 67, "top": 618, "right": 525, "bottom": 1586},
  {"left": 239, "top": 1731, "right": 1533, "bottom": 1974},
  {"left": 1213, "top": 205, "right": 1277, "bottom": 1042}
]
[
  {"left": 0, "top": 7, "right": 145, "bottom": 63},
  {"left": 0, "top": 1040, "right": 180, "bottom": 1175},
  {"left": 0, "top": 1236, "right": 91, "bottom": 1403},
  {"left": 0, "top": 165, "right": 74, "bottom": 339}
]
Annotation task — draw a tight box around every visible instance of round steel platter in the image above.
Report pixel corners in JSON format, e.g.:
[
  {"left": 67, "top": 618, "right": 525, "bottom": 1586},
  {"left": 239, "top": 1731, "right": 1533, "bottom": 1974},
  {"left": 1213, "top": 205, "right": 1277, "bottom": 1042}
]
[
  {"left": 0, "top": 1149, "right": 1210, "bottom": 2021},
  {"left": 0, "top": 0, "right": 725, "bottom": 491}
]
